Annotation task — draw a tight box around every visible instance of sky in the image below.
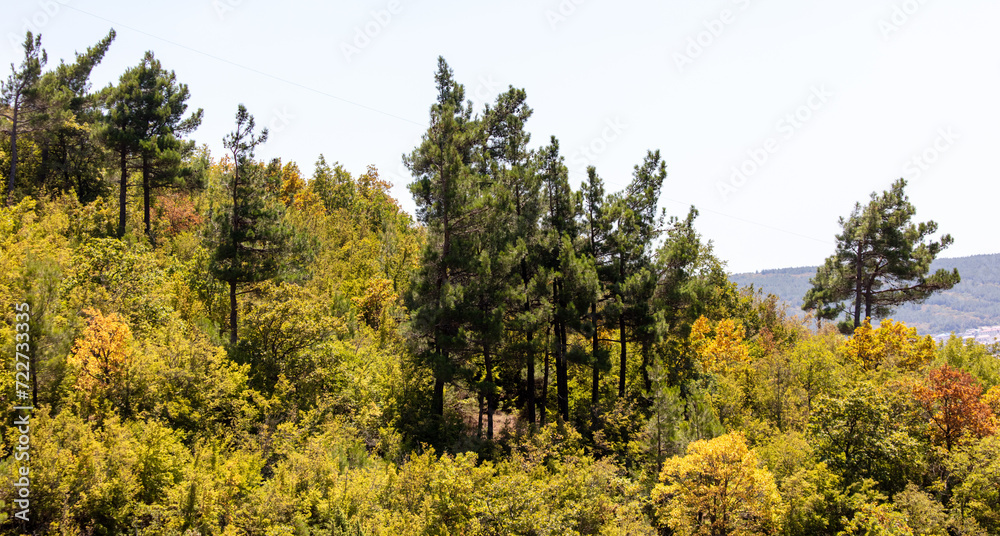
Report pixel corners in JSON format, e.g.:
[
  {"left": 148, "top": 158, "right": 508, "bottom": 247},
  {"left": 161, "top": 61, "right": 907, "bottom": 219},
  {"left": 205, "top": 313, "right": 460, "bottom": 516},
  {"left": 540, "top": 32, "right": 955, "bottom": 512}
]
[{"left": 4, "top": 0, "right": 999, "bottom": 273}]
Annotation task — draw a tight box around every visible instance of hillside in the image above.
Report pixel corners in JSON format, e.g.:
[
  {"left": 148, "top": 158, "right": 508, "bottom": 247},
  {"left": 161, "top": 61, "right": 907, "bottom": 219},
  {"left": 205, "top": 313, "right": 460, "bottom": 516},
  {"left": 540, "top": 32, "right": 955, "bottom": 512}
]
[{"left": 730, "top": 253, "right": 1000, "bottom": 335}]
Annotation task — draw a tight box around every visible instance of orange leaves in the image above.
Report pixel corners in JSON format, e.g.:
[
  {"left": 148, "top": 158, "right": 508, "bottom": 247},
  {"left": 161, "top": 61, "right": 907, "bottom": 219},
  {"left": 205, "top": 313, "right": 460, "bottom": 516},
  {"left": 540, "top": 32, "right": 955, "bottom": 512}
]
[
  {"left": 690, "top": 316, "right": 750, "bottom": 374},
  {"left": 913, "top": 365, "right": 995, "bottom": 450},
  {"left": 843, "top": 319, "right": 935, "bottom": 372},
  {"left": 68, "top": 308, "right": 134, "bottom": 411},
  {"left": 155, "top": 192, "right": 202, "bottom": 236}
]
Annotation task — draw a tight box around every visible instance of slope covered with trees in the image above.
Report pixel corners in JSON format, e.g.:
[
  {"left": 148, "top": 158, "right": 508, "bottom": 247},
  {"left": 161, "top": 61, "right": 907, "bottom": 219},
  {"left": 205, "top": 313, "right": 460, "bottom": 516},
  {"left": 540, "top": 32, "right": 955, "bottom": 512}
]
[
  {"left": 732, "top": 253, "right": 1000, "bottom": 335},
  {"left": 0, "top": 36, "right": 998, "bottom": 535}
]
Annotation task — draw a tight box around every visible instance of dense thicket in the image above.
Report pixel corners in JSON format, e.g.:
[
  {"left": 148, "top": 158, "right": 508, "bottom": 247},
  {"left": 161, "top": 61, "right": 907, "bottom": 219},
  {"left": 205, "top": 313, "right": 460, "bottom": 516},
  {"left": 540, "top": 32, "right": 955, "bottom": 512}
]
[{"left": 0, "top": 38, "right": 997, "bottom": 535}]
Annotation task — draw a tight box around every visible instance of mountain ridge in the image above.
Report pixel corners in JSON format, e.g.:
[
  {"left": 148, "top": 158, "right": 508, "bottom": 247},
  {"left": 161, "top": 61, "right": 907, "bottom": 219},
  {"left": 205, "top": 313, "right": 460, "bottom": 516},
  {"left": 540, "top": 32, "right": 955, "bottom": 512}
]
[{"left": 729, "top": 253, "right": 1000, "bottom": 335}]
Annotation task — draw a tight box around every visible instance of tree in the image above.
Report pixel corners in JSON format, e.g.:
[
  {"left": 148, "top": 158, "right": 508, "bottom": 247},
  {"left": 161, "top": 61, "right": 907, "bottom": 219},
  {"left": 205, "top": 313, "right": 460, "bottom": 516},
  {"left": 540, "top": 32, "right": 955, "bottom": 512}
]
[
  {"left": 1, "top": 32, "right": 47, "bottom": 205},
  {"left": 536, "top": 136, "right": 598, "bottom": 423},
  {"left": 100, "top": 51, "right": 202, "bottom": 242},
  {"left": 309, "top": 154, "right": 354, "bottom": 212},
  {"left": 650, "top": 207, "right": 734, "bottom": 387},
  {"left": 810, "top": 383, "right": 921, "bottom": 493},
  {"left": 209, "top": 104, "right": 287, "bottom": 345},
  {"left": 581, "top": 166, "right": 613, "bottom": 408},
  {"left": 913, "top": 365, "right": 995, "bottom": 451},
  {"left": 946, "top": 434, "right": 1000, "bottom": 534},
  {"left": 404, "top": 57, "right": 484, "bottom": 418},
  {"left": 68, "top": 308, "right": 136, "bottom": 417},
  {"left": 842, "top": 319, "right": 936, "bottom": 372},
  {"left": 33, "top": 29, "right": 116, "bottom": 202},
  {"left": 690, "top": 316, "right": 750, "bottom": 375},
  {"left": 608, "top": 150, "right": 666, "bottom": 397},
  {"left": 651, "top": 432, "right": 784, "bottom": 536},
  {"left": 481, "top": 86, "right": 541, "bottom": 430},
  {"left": 803, "top": 179, "right": 959, "bottom": 331}
]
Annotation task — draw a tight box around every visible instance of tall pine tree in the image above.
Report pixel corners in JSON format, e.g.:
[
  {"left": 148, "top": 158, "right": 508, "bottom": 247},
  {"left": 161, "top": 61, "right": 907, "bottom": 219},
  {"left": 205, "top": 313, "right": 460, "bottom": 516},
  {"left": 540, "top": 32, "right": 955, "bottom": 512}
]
[
  {"left": 209, "top": 105, "right": 288, "bottom": 345},
  {"left": 405, "top": 57, "right": 484, "bottom": 417},
  {"left": 803, "top": 178, "right": 959, "bottom": 331}
]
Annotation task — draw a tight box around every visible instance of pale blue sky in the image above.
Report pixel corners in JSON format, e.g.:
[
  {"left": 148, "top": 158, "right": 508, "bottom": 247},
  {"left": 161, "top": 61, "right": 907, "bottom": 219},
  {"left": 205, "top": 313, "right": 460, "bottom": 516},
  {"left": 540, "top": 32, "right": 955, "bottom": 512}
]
[{"left": 5, "top": 0, "right": 998, "bottom": 273}]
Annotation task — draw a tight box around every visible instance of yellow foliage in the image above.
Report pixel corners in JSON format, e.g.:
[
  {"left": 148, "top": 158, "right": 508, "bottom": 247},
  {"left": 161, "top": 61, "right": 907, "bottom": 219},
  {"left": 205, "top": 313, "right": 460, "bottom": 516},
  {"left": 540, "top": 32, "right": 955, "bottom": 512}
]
[
  {"left": 68, "top": 308, "right": 135, "bottom": 411},
  {"left": 690, "top": 316, "right": 750, "bottom": 374},
  {"left": 842, "top": 319, "right": 935, "bottom": 371},
  {"left": 652, "top": 432, "right": 784, "bottom": 536},
  {"left": 984, "top": 385, "right": 1000, "bottom": 427},
  {"left": 351, "top": 277, "right": 398, "bottom": 331},
  {"left": 280, "top": 161, "right": 306, "bottom": 206}
]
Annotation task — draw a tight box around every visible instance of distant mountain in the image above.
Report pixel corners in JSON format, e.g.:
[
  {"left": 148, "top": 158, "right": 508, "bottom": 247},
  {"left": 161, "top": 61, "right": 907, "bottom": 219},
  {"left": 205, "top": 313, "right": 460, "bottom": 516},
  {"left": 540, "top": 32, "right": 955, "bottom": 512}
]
[{"left": 729, "top": 253, "right": 1000, "bottom": 336}]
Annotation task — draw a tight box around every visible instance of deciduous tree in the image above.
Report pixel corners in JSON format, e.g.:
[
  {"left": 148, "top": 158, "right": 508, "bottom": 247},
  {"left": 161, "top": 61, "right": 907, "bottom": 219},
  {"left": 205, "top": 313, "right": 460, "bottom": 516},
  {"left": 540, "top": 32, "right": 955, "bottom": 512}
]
[
  {"left": 913, "top": 364, "right": 995, "bottom": 451},
  {"left": 651, "top": 431, "right": 784, "bottom": 536}
]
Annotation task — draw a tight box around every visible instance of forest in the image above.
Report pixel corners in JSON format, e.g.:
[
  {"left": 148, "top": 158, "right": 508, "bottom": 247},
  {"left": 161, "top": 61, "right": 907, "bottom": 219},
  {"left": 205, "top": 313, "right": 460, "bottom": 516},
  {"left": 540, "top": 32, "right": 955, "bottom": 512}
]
[{"left": 1, "top": 31, "right": 999, "bottom": 536}]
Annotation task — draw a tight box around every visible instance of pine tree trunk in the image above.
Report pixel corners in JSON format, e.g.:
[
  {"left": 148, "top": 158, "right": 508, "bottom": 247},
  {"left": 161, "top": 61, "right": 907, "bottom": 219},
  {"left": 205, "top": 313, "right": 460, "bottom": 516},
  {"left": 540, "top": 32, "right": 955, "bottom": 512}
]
[
  {"left": 485, "top": 342, "right": 495, "bottom": 440},
  {"left": 143, "top": 156, "right": 153, "bottom": 245},
  {"left": 477, "top": 393, "right": 484, "bottom": 439},
  {"left": 526, "top": 329, "right": 535, "bottom": 425},
  {"left": 554, "top": 280, "right": 568, "bottom": 421},
  {"left": 854, "top": 241, "right": 864, "bottom": 327},
  {"left": 864, "top": 277, "right": 873, "bottom": 321},
  {"left": 619, "top": 314, "right": 627, "bottom": 398},
  {"left": 540, "top": 327, "right": 550, "bottom": 427},
  {"left": 618, "top": 257, "right": 627, "bottom": 398},
  {"left": 7, "top": 106, "right": 18, "bottom": 206},
  {"left": 523, "top": 262, "right": 536, "bottom": 425},
  {"left": 591, "top": 303, "right": 599, "bottom": 406},
  {"left": 229, "top": 280, "right": 238, "bottom": 345},
  {"left": 558, "top": 310, "right": 569, "bottom": 421},
  {"left": 433, "top": 376, "right": 445, "bottom": 417},
  {"left": 119, "top": 149, "right": 128, "bottom": 237}
]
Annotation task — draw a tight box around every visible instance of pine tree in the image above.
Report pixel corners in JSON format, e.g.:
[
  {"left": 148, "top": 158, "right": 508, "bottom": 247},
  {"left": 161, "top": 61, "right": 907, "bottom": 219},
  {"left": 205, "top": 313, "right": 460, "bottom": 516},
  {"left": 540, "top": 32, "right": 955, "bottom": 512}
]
[
  {"left": 608, "top": 150, "right": 666, "bottom": 397},
  {"left": 33, "top": 29, "right": 116, "bottom": 201},
  {"left": 209, "top": 105, "right": 288, "bottom": 345},
  {"left": 1, "top": 32, "right": 47, "bottom": 205},
  {"left": 100, "top": 51, "right": 202, "bottom": 242},
  {"left": 405, "top": 57, "right": 484, "bottom": 417},
  {"left": 803, "top": 178, "right": 960, "bottom": 331},
  {"left": 537, "top": 137, "right": 599, "bottom": 422},
  {"left": 580, "top": 166, "right": 615, "bottom": 409},
  {"left": 483, "top": 86, "right": 544, "bottom": 426}
]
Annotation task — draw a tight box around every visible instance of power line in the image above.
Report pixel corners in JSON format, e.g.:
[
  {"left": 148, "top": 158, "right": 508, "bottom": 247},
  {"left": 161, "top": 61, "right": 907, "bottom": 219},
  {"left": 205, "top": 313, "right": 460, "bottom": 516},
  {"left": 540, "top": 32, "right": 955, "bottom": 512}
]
[
  {"left": 63, "top": 4, "right": 834, "bottom": 247},
  {"left": 61, "top": 3, "right": 426, "bottom": 127}
]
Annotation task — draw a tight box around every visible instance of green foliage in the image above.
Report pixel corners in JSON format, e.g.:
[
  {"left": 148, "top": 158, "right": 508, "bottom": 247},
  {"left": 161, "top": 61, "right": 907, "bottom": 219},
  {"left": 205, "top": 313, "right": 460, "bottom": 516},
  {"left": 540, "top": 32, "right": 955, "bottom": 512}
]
[
  {"left": 945, "top": 433, "right": 1000, "bottom": 533},
  {"left": 810, "top": 382, "right": 924, "bottom": 495},
  {"left": 1, "top": 46, "right": 991, "bottom": 536},
  {"left": 803, "top": 179, "right": 960, "bottom": 329},
  {"left": 935, "top": 335, "right": 1000, "bottom": 390}
]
